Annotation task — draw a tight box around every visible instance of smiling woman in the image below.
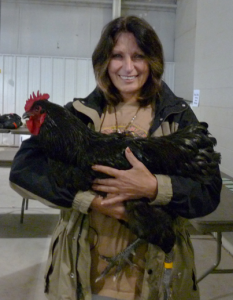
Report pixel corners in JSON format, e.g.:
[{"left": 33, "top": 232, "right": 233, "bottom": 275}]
[{"left": 92, "top": 15, "right": 164, "bottom": 107}]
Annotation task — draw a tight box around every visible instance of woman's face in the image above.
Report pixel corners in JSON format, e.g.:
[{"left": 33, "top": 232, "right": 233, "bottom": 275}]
[{"left": 108, "top": 32, "right": 149, "bottom": 102}]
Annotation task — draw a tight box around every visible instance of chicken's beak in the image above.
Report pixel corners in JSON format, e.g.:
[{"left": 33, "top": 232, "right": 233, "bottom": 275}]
[{"left": 22, "top": 111, "right": 32, "bottom": 119}]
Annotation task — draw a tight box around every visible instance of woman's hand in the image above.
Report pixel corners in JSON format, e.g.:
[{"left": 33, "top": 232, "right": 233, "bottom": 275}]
[
  {"left": 90, "top": 194, "right": 128, "bottom": 221},
  {"left": 92, "top": 147, "right": 158, "bottom": 205}
]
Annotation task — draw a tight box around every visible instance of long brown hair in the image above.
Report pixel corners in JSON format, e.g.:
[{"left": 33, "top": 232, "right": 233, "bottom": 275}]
[{"left": 92, "top": 16, "right": 164, "bottom": 106}]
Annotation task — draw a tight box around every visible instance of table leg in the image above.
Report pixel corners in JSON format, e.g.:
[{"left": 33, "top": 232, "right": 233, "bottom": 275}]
[
  {"left": 20, "top": 198, "right": 26, "bottom": 224},
  {"left": 197, "top": 232, "right": 233, "bottom": 283}
]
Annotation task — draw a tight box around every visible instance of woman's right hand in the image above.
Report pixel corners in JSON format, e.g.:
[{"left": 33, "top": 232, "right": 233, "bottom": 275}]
[{"left": 90, "top": 194, "right": 128, "bottom": 222}]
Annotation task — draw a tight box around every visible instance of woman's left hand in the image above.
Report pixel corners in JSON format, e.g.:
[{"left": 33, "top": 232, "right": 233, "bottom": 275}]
[{"left": 92, "top": 147, "right": 158, "bottom": 205}]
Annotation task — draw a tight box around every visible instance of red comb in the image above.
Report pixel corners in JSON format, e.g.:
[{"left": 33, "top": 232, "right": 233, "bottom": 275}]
[{"left": 24, "top": 91, "right": 50, "bottom": 111}]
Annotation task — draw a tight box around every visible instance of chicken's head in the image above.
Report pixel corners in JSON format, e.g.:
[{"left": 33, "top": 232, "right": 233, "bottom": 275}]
[{"left": 23, "top": 91, "right": 50, "bottom": 135}]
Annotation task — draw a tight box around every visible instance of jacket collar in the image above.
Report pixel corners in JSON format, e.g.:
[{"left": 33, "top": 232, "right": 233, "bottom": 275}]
[
  {"left": 72, "top": 82, "right": 188, "bottom": 134},
  {"left": 148, "top": 82, "right": 188, "bottom": 135},
  {"left": 73, "top": 88, "right": 106, "bottom": 131}
]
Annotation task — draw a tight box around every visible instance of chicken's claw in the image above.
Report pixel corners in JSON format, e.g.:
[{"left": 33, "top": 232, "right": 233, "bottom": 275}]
[{"left": 95, "top": 238, "right": 144, "bottom": 282}]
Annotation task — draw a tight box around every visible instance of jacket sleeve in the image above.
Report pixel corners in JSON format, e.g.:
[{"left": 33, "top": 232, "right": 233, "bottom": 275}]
[
  {"left": 168, "top": 170, "right": 222, "bottom": 219},
  {"left": 9, "top": 136, "right": 96, "bottom": 212},
  {"left": 9, "top": 136, "right": 75, "bottom": 208},
  {"left": 154, "top": 104, "right": 222, "bottom": 219},
  {"left": 150, "top": 169, "right": 222, "bottom": 219}
]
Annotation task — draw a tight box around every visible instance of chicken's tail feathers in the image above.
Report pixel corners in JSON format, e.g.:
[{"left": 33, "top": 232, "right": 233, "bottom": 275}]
[
  {"left": 141, "top": 121, "right": 221, "bottom": 182},
  {"left": 172, "top": 122, "right": 221, "bottom": 182}
]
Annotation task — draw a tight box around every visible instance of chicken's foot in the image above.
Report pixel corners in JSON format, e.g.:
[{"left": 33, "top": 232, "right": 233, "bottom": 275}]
[{"left": 95, "top": 238, "right": 145, "bottom": 282}]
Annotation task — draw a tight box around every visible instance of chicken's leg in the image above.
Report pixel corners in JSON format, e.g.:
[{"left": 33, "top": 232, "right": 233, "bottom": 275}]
[{"left": 95, "top": 238, "right": 144, "bottom": 282}]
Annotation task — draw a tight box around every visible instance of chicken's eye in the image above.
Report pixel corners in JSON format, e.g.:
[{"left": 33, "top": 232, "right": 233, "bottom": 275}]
[{"left": 34, "top": 106, "right": 41, "bottom": 113}]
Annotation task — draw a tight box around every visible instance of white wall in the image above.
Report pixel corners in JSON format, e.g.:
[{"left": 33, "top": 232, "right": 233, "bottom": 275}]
[
  {"left": 122, "top": 7, "right": 176, "bottom": 62},
  {"left": 174, "top": 0, "right": 233, "bottom": 178},
  {"left": 0, "top": 54, "right": 96, "bottom": 146},
  {"left": 174, "top": 0, "right": 197, "bottom": 101},
  {"left": 0, "top": 0, "right": 176, "bottom": 62},
  {"left": 1, "top": 1, "right": 112, "bottom": 58},
  {"left": 193, "top": 0, "right": 233, "bottom": 177}
]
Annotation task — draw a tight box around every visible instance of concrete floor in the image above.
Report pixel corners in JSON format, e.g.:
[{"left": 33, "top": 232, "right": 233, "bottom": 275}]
[{"left": 1, "top": 167, "right": 233, "bottom": 300}]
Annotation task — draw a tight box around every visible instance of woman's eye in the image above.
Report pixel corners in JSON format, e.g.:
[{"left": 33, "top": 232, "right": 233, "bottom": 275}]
[
  {"left": 133, "top": 54, "right": 145, "bottom": 60},
  {"left": 111, "top": 53, "right": 122, "bottom": 59}
]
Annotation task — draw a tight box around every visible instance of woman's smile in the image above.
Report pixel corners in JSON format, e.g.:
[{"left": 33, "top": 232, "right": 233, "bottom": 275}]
[{"left": 120, "top": 75, "right": 137, "bottom": 80}]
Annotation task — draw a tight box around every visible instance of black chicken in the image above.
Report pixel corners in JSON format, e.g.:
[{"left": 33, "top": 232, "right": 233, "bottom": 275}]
[
  {"left": 0, "top": 113, "right": 22, "bottom": 129},
  {"left": 23, "top": 92, "right": 220, "bottom": 281}
]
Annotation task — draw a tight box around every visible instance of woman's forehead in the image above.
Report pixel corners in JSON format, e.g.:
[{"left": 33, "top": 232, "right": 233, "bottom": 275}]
[{"left": 112, "top": 32, "right": 144, "bottom": 53}]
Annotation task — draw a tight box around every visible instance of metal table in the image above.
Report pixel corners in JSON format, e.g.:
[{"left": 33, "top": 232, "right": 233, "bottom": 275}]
[
  {"left": 0, "top": 129, "right": 10, "bottom": 133},
  {"left": 190, "top": 173, "right": 233, "bottom": 282},
  {"left": 10, "top": 126, "right": 30, "bottom": 135}
]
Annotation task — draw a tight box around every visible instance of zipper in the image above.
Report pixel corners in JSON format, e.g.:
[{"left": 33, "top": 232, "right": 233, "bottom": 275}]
[
  {"left": 149, "top": 103, "right": 188, "bottom": 136},
  {"left": 76, "top": 214, "right": 86, "bottom": 300}
]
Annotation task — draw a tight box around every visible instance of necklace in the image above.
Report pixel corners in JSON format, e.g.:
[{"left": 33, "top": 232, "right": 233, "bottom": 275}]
[{"left": 114, "top": 106, "right": 141, "bottom": 134}]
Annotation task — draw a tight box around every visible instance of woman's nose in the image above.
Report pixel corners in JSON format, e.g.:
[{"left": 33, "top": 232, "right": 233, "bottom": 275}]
[{"left": 123, "top": 56, "right": 134, "bottom": 72}]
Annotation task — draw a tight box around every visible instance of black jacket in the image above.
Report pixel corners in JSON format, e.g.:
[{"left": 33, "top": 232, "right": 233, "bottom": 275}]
[{"left": 9, "top": 82, "right": 222, "bottom": 218}]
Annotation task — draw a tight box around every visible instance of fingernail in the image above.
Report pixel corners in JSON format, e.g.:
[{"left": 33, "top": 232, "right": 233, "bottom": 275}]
[
  {"left": 92, "top": 165, "right": 97, "bottom": 170},
  {"left": 126, "top": 147, "right": 131, "bottom": 153}
]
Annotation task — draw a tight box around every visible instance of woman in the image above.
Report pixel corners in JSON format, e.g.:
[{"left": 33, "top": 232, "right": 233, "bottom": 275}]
[{"left": 10, "top": 16, "right": 222, "bottom": 300}]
